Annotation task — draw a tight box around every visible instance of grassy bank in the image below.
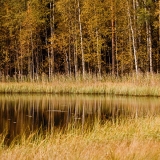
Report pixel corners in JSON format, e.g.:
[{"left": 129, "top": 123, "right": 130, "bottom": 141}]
[
  {"left": 0, "top": 116, "right": 160, "bottom": 160},
  {"left": 0, "top": 73, "right": 160, "bottom": 96}
]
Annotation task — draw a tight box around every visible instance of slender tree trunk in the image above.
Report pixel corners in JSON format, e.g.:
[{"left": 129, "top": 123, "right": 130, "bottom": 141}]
[
  {"left": 73, "top": 21, "right": 78, "bottom": 79},
  {"left": 68, "top": 38, "right": 71, "bottom": 75},
  {"left": 96, "top": 29, "right": 101, "bottom": 77},
  {"left": 28, "top": 43, "right": 32, "bottom": 81},
  {"left": 111, "top": 0, "right": 115, "bottom": 75},
  {"left": 19, "top": 26, "right": 23, "bottom": 81},
  {"left": 45, "top": 26, "right": 51, "bottom": 79},
  {"left": 77, "top": 0, "right": 85, "bottom": 78},
  {"left": 145, "top": 0, "right": 152, "bottom": 73},
  {"left": 68, "top": 1, "right": 71, "bottom": 76},
  {"left": 50, "top": 1, "right": 55, "bottom": 77},
  {"left": 129, "top": 21, "right": 133, "bottom": 73},
  {"left": 31, "top": 31, "right": 34, "bottom": 80},
  {"left": 16, "top": 55, "right": 20, "bottom": 81},
  {"left": 148, "top": 24, "right": 153, "bottom": 73},
  {"left": 157, "top": 0, "right": 160, "bottom": 73},
  {"left": 16, "top": 39, "right": 20, "bottom": 81},
  {"left": 65, "top": 49, "right": 69, "bottom": 75},
  {"left": 93, "top": 3, "right": 101, "bottom": 77},
  {"left": 115, "top": 19, "right": 119, "bottom": 76},
  {"left": 127, "top": 0, "right": 138, "bottom": 74},
  {"left": 74, "top": 0, "right": 78, "bottom": 79},
  {"left": 146, "top": 22, "right": 153, "bottom": 73},
  {"left": 159, "top": 0, "right": 160, "bottom": 43},
  {"left": 68, "top": 36, "right": 71, "bottom": 76},
  {"left": 36, "top": 41, "right": 39, "bottom": 80},
  {"left": 74, "top": 41, "right": 78, "bottom": 79}
]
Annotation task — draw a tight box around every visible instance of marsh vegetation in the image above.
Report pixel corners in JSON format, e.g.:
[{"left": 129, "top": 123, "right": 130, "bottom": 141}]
[
  {"left": 0, "top": 94, "right": 160, "bottom": 159},
  {"left": 1, "top": 73, "right": 160, "bottom": 96}
]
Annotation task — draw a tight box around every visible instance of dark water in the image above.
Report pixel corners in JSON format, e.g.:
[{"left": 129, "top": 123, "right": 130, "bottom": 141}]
[{"left": 1, "top": 94, "right": 160, "bottom": 144}]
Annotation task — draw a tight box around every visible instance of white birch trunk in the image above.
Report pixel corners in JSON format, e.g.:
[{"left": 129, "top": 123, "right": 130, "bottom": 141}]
[
  {"left": 145, "top": 0, "right": 153, "bottom": 73},
  {"left": 127, "top": 0, "right": 138, "bottom": 74},
  {"left": 111, "top": 0, "right": 115, "bottom": 75},
  {"left": 148, "top": 24, "right": 153, "bottom": 73},
  {"left": 96, "top": 29, "right": 101, "bottom": 77},
  {"left": 77, "top": 0, "right": 85, "bottom": 78},
  {"left": 50, "top": 1, "right": 55, "bottom": 78},
  {"left": 74, "top": 0, "right": 78, "bottom": 79},
  {"left": 31, "top": 31, "right": 34, "bottom": 80}
]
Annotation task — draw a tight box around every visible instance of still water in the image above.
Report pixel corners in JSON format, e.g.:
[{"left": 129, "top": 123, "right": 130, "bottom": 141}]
[{"left": 0, "top": 94, "right": 160, "bottom": 144}]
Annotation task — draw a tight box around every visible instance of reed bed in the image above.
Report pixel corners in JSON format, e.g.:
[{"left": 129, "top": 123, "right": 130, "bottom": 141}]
[
  {"left": 0, "top": 116, "right": 160, "bottom": 160},
  {"left": 1, "top": 73, "right": 160, "bottom": 96}
]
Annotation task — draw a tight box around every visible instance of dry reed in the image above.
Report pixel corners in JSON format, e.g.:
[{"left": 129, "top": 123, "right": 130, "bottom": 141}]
[
  {"left": 0, "top": 116, "right": 160, "bottom": 160},
  {"left": 0, "top": 73, "right": 160, "bottom": 96}
]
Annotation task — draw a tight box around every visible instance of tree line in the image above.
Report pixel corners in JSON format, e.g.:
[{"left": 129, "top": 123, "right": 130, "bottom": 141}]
[{"left": 0, "top": 0, "right": 160, "bottom": 80}]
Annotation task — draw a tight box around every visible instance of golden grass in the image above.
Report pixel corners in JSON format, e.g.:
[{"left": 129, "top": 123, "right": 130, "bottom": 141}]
[
  {"left": 1, "top": 73, "right": 160, "bottom": 96},
  {"left": 0, "top": 117, "right": 160, "bottom": 160}
]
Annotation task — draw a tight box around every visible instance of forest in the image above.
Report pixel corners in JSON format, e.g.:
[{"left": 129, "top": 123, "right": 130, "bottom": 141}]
[{"left": 0, "top": 0, "right": 160, "bottom": 80}]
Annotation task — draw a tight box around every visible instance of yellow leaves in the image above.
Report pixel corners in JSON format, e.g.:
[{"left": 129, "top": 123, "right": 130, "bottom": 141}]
[
  {"left": 49, "top": 33, "right": 68, "bottom": 51},
  {"left": 22, "top": 0, "right": 44, "bottom": 31},
  {"left": 117, "top": 51, "right": 133, "bottom": 73},
  {"left": 84, "top": 53, "right": 99, "bottom": 67}
]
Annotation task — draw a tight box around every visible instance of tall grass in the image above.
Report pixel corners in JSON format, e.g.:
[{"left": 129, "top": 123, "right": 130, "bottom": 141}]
[
  {"left": 0, "top": 116, "right": 160, "bottom": 160},
  {"left": 1, "top": 73, "right": 160, "bottom": 96}
]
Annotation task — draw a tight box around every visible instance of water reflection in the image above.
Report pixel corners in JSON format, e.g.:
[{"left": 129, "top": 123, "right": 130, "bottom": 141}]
[{"left": 0, "top": 94, "right": 160, "bottom": 144}]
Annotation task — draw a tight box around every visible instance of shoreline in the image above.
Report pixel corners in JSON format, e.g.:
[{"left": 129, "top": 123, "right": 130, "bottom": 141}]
[
  {"left": 0, "top": 73, "right": 160, "bottom": 96},
  {"left": 1, "top": 116, "right": 160, "bottom": 159}
]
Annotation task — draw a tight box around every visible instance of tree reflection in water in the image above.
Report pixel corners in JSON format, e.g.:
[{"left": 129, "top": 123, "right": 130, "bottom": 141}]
[{"left": 0, "top": 94, "right": 160, "bottom": 145}]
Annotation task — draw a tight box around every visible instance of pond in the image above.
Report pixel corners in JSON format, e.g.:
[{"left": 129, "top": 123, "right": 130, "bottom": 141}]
[{"left": 0, "top": 94, "right": 160, "bottom": 144}]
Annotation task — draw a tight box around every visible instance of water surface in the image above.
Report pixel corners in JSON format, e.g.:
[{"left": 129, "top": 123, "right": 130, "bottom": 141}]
[{"left": 0, "top": 94, "right": 160, "bottom": 144}]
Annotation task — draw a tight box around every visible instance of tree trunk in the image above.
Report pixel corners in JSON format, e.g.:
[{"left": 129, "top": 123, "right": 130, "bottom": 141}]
[
  {"left": 19, "top": 26, "right": 23, "bottom": 81},
  {"left": 77, "top": 0, "right": 85, "bottom": 78},
  {"left": 96, "top": 29, "right": 101, "bottom": 77},
  {"left": 31, "top": 31, "right": 34, "bottom": 80},
  {"left": 65, "top": 49, "right": 69, "bottom": 75},
  {"left": 127, "top": 0, "right": 138, "bottom": 74},
  {"left": 158, "top": 0, "right": 160, "bottom": 73},
  {"left": 28, "top": 43, "right": 32, "bottom": 81},
  {"left": 68, "top": 35, "right": 71, "bottom": 76},
  {"left": 93, "top": 3, "right": 101, "bottom": 77},
  {"left": 45, "top": 26, "right": 51, "bottom": 80},
  {"left": 148, "top": 24, "right": 153, "bottom": 73},
  {"left": 74, "top": 0, "right": 78, "bottom": 79},
  {"left": 111, "top": 0, "right": 115, "bottom": 75},
  {"left": 146, "top": 22, "right": 153, "bottom": 73},
  {"left": 74, "top": 32, "right": 78, "bottom": 78},
  {"left": 145, "top": 0, "right": 152, "bottom": 73},
  {"left": 68, "top": 1, "right": 72, "bottom": 76},
  {"left": 159, "top": 0, "right": 160, "bottom": 45},
  {"left": 50, "top": 1, "right": 55, "bottom": 77}
]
